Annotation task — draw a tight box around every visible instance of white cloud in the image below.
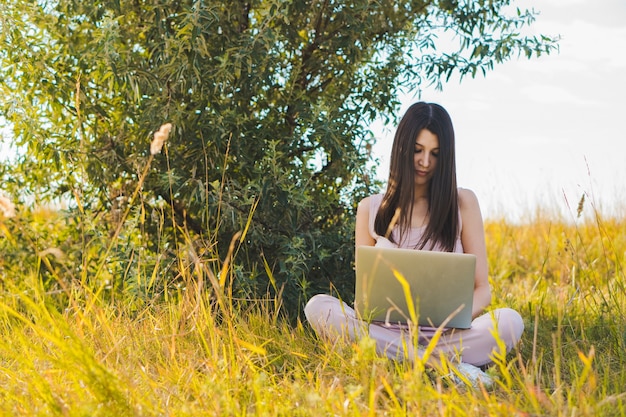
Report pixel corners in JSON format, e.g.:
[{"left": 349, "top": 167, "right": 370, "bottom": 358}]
[
  {"left": 558, "top": 21, "right": 626, "bottom": 69},
  {"left": 520, "top": 84, "right": 595, "bottom": 106}
]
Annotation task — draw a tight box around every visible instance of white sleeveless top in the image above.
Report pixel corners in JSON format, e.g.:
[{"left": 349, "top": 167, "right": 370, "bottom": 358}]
[{"left": 367, "top": 193, "right": 463, "bottom": 253}]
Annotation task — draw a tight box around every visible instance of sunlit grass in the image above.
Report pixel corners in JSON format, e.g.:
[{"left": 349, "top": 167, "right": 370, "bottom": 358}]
[{"left": 1, "top": 193, "right": 625, "bottom": 415}]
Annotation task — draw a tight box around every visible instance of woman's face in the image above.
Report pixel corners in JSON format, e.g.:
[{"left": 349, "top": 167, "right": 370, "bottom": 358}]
[{"left": 413, "top": 129, "right": 439, "bottom": 186}]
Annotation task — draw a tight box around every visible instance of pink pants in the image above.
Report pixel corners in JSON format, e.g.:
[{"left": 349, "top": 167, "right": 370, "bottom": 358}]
[{"left": 304, "top": 294, "right": 524, "bottom": 367}]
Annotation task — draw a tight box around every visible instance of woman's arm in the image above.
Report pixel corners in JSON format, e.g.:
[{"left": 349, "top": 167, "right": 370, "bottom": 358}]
[
  {"left": 458, "top": 188, "right": 492, "bottom": 318},
  {"left": 355, "top": 196, "right": 376, "bottom": 247}
]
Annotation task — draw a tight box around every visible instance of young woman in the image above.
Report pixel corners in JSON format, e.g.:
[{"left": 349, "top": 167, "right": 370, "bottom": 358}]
[{"left": 304, "top": 102, "right": 524, "bottom": 386}]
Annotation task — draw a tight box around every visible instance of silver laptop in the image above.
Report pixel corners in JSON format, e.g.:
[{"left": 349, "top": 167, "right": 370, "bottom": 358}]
[{"left": 354, "top": 246, "right": 476, "bottom": 329}]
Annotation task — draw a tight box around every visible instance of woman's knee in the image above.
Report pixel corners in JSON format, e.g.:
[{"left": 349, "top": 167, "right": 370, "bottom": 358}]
[
  {"left": 304, "top": 294, "right": 363, "bottom": 341},
  {"left": 304, "top": 294, "right": 339, "bottom": 323},
  {"left": 471, "top": 308, "right": 524, "bottom": 349},
  {"left": 482, "top": 308, "right": 524, "bottom": 352},
  {"left": 494, "top": 307, "right": 524, "bottom": 348},
  {"left": 461, "top": 308, "right": 524, "bottom": 366}
]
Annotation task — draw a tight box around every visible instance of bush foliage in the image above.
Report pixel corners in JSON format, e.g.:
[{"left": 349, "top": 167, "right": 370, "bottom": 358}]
[{"left": 0, "top": 0, "right": 556, "bottom": 315}]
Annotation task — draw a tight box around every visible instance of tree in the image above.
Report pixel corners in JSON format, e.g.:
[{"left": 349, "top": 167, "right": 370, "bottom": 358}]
[{"left": 0, "top": 0, "right": 556, "bottom": 315}]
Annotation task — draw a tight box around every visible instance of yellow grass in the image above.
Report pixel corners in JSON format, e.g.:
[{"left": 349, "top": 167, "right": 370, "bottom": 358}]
[{"left": 0, "top": 202, "right": 625, "bottom": 416}]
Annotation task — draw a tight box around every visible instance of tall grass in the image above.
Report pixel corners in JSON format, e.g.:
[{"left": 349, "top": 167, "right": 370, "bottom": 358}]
[
  {"left": 1, "top": 199, "right": 624, "bottom": 416},
  {"left": 1, "top": 138, "right": 625, "bottom": 415}
]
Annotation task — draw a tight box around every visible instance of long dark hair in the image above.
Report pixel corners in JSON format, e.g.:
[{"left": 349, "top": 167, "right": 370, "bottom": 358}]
[{"left": 374, "top": 102, "right": 459, "bottom": 252}]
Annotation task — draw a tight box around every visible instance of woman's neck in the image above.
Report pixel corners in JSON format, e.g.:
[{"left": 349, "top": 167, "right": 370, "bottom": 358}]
[
  {"left": 413, "top": 184, "right": 430, "bottom": 203},
  {"left": 409, "top": 196, "right": 429, "bottom": 228}
]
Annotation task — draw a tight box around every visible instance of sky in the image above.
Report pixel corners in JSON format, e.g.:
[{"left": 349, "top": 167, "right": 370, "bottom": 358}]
[
  {"left": 370, "top": 0, "right": 626, "bottom": 222},
  {"left": 2, "top": 1, "right": 624, "bottom": 222}
]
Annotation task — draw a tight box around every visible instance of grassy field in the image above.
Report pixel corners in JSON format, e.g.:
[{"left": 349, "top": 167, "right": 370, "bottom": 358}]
[{"left": 0, "top": 200, "right": 625, "bottom": 416}]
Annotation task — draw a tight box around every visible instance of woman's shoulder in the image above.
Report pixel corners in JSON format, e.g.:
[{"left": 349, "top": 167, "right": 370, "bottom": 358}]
[
  {"left": 458, "top": 188, "right": 482, "bottom": 219},
  {"left": 355, "top": 195, "right": 380, "bottom": 245},
  {"left": 458, "top": 187, "right": 479, "bottom": 205},
  {"left": 357, "top": 195, "right": 371, "bottom": 206},
  {"left": 357, "top": 193, "right": 384, "bottom": 210},
  {"left": 357, "top": 195, "right": 371, "bottom": 214}
]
